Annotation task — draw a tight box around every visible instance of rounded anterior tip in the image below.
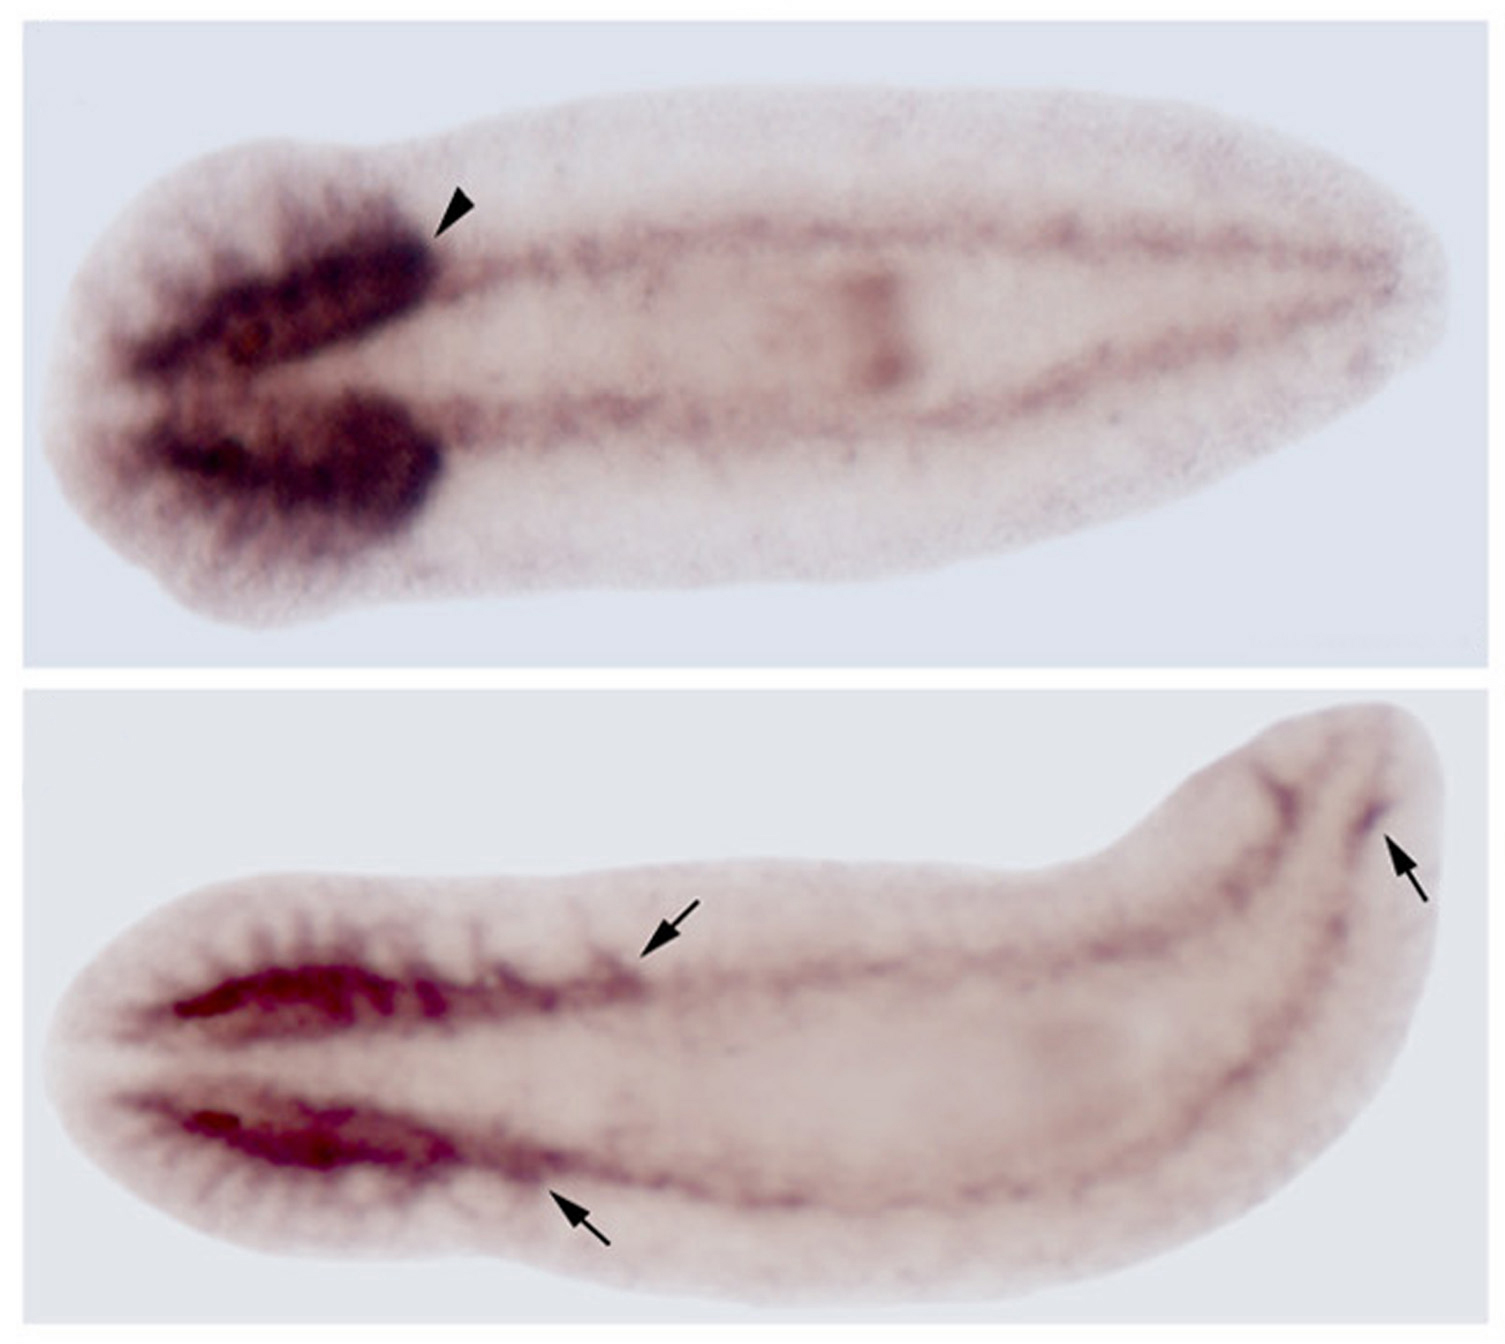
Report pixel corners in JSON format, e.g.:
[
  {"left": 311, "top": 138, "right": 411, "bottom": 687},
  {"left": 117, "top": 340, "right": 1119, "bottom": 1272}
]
[
  {"left": 40, "top": 91, "right": 1455, "bottom": 625},
  {"left": 39, "top": 703, "right": 1447, "bottom": 1301}
]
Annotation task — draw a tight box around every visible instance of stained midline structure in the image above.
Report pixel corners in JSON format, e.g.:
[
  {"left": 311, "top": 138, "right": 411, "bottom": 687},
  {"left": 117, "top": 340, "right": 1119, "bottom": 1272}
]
[
  {"left": 46, "top": 703, "right": 1440, "bottom": 1303},
  {"left": 45, "top": 88, "right": 1443, "bottom": 624}
]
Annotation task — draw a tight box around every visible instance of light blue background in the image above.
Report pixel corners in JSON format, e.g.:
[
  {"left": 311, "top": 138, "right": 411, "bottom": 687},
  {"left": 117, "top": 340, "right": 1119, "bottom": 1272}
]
[
  {"left": 23, "top": 22, "right": 1486, "bottom": 666},
  {"left": 25, "top": 690, "right": 1486, "bottom": 1322}
]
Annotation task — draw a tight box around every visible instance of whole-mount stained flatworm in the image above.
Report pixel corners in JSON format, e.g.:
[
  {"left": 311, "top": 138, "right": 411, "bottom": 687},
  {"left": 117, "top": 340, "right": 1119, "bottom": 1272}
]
[
  {"left": 46, "top": 704, "right": 1440, "bottom": 1303},
  {"left": 44, "top": 88, "right": 1444, "bottom": 625}
]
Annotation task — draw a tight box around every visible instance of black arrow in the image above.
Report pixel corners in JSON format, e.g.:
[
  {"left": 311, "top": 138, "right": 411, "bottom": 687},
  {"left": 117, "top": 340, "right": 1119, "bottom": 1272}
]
[
  {"left": 1384, "top": 835, "right": 1429, "bottom": 903},
  {"left": 640, "top": 899, "right": 701, "bottom": 958},
  {"left": 549, "top": 1190, "right": 610, "bottom": 1245},
  {"left": 434, "top": 187, "right": 474, "bottom": 238}
]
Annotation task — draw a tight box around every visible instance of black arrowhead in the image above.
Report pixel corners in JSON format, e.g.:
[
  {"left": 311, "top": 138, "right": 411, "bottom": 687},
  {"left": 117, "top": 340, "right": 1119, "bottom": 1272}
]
[
  {"left": 1384, "top": 835, "right": 1429, "bottom": 902},
  {"left": 640, "top": 899, "right": 700, "bottom": 958},
  {"left": 640, "top": 920, "right": 681, "bottom": 958},
  {"left": 434, "top": 187, "right": 474, "bottom": 238},
  {"left": 550, "top": 1190, "right": 610, "bottom": 1244}
]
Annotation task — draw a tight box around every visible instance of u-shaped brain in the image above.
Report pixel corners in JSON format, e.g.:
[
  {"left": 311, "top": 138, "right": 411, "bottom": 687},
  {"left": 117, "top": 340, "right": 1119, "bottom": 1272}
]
[
  {"left": 45, "top": 88, "right": 1444, "bottom": 624},
  {"left": 46, "top": 704, "right": 1440, "bottom": 1302}
]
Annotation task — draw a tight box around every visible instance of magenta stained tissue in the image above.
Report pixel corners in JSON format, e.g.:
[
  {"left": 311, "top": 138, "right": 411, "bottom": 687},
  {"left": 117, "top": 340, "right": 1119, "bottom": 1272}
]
[{"left": 47, "top": 705, "right": 1440, "bottom": 1303}]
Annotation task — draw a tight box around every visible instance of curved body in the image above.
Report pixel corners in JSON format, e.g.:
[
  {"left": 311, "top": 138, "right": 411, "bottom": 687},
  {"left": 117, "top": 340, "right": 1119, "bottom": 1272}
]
[{"left": 46, "top": 705, "right": 1440, "bottom": 1302}]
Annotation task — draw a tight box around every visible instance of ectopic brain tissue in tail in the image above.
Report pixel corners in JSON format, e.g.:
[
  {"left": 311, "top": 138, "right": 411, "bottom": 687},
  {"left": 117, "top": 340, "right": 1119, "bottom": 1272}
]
[{"left": 45, "top": 704, "right": 1441, "bottom": 1303}]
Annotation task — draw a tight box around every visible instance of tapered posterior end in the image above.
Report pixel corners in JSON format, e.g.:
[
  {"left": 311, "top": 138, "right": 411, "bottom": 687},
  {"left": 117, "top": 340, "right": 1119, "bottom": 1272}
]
[
  {"left": 1252, "top": 699, "right": 1443, "bottom": 1131},
  {"left": 1338, "top": 701, "right": 1443, "bottom": 879},
  {"left": 1363, "top": 194, "right": 1449, "bottom": 390},
  {"left": 1251, "top": 701, "right": 1442, "bottom": 901}
]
